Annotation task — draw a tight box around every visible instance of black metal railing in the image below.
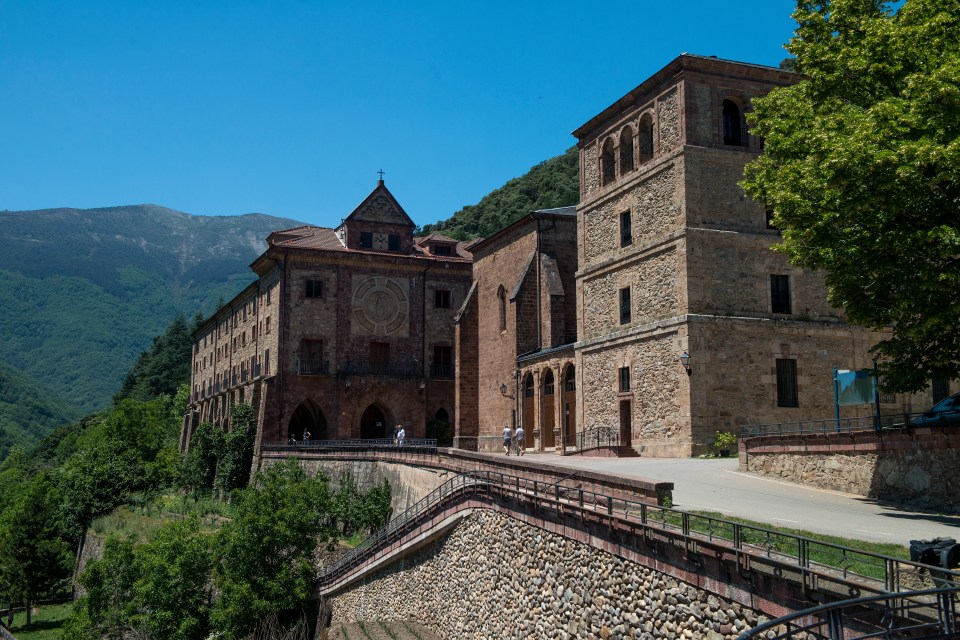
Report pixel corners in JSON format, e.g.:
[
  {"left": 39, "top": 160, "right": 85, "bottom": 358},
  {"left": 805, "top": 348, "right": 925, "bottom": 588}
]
[
  {"left": 577, "top": 426, "right": 620, "bottom": 452},
  {"left": 741, "top": 410, "right": 960, "bottom": 439},
  {"left": 737, "top": 587, "right": 960, "bottom": 639},
  {"left": 429, "top": 363, "right": 453, "bottom": 378},
  {"left": 277, "top": 438, "right": 436, "bottom": 451},
  {"left": 317, "top": 466, "right": 960, "bottom": 597},
  {"left": 297, "top": 358, "right": 329, "bottom": 375},
  {"left": 340, "top": 361, "right": 419, "bottom": 377}
]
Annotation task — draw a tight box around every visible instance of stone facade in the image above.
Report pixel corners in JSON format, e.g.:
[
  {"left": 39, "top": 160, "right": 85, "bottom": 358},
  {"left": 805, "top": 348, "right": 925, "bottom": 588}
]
[
  {"left": 453, "top": 208, "right": 578, "bottom": 453},
  {"left": 327, "top": 509, "right": 765, "bottom": 639},
  {"left": 183, "top": 181, "right": 473, "bottom": 459}
]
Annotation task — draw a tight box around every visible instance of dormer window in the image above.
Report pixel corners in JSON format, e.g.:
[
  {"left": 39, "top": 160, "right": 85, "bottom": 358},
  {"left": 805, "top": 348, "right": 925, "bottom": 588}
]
[
  {"left": 432, "top": 244, "right": 452, "bottom": 256},
  {"left": 360, "top": 232, "right": 373, "bottom": 248}
]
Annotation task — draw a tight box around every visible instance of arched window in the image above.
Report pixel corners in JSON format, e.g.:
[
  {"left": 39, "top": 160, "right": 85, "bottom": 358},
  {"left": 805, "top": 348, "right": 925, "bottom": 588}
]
[
  {"left": 543, "top": 369, "right": 555, "bottom": 396},
  {"left": 497, "top": 285, "right": 506, "bottom": 332},
  {"left": 524, "top": 374, "right": 534, "bottom": 398},
  {"left": 638, "top": 115, "right": 654, "bottom": 163},
  {"left": 722, "top": 99, "right": 745, "bottom": 146},
  {"left": 619, "top": 126, "right": 635, "bottom": 174},
  {"left": 564, "top": 366, "right": 575, "bottom": 392},
  {"left": 601, "top": 138, "right": 615, "bottom": 185}
]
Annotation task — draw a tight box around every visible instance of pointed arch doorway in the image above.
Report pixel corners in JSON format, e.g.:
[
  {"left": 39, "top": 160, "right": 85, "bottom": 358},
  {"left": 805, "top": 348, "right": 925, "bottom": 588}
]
[
  {"left": 360, "top": 404, "right": 388, "bottom": 439},
  {"left": 289, "top": 399, "right": 328, "bottom": 441}
]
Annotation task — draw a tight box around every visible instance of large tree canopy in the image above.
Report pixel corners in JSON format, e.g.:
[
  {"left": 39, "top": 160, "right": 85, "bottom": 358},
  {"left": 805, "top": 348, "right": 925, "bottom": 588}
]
[{"left": 742, "top": 0, "right": 960, "bottom": 392}]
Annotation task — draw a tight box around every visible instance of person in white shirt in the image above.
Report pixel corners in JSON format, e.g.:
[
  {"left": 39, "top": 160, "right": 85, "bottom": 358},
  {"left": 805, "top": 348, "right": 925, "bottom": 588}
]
[
  {"left": 514, "top": 425, "right": 525, "bottom": 456},
  {"left": 502, "top": 425, "right": 513, "bottom": 455},
  {"left": 397, "top": 425, "right": 406, "bottom": 446}
]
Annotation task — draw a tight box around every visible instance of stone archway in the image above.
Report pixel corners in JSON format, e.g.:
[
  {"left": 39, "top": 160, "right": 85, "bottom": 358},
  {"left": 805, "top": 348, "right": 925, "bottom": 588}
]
[
  {"left": 522, "top": 373, "right": 535, "bottom": 448},
  {"left": 541, "top": 368, "right": 556, "bottom": 449},
  {"left": 360, "top": 404, "right": 389, "bottom": 439},
  {"left": 562, "top": 364, "right": 576, "bottom": 447},
  {"left": 289, "top": 398, "right": 328, "bottom": 441}
]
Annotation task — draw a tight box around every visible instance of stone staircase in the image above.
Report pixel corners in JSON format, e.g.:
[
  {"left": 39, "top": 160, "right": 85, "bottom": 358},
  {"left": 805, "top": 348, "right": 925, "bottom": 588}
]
[{"left": 326, "top": 619, "right": 439, "bottom": 640}]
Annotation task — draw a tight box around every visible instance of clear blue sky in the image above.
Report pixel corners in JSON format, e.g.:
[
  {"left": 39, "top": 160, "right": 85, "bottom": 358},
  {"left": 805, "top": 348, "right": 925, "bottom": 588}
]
[{"left": 0, "top": 1, "right": 797, "bottom": 228}]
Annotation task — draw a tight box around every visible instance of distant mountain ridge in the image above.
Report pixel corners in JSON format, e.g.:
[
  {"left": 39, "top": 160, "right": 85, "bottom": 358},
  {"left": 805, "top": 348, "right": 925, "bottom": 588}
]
[{"left": 0, "top": 205, "right": 302, "bottom": 430}]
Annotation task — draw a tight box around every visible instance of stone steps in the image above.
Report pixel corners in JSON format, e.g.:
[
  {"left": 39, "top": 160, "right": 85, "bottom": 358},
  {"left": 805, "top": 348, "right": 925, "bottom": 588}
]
[{"left": 326, "top": 619, "right": 439, "bottom": 640}]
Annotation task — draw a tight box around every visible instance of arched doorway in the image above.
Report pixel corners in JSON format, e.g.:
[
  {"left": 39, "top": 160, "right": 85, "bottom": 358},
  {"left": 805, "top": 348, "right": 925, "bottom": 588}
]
[
  {"left": 542, "top": 369, "right": 556, "bottom": 448},
  {"left": 360, "top": 404, "right": 388, "bottom": 439},
  {"left": 430, "top": 408, "right": 452, "bottom": 446},
  {"left": 289, "top": 398, "right": 328, "bottom": 441},
  {"left": 562, "top": 365, "right": 576, "bottom": 446},
  {"left": 522, "top": 373, "right": 535, "bottom": 448}
]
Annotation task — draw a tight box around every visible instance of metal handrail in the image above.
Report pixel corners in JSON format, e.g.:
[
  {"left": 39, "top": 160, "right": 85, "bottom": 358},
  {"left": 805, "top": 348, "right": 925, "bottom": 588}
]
[
  {"left": 737, "top": 586, "right": 960, "bottom": 639},
  {"left": 741, "top": 410, "right": 960, "bottom": 439},
  {"left": 279, "top": 438, "right": 437, "bottom": 450},
  {"left": 316, "top": 468, "right": 960, "bottom": 596},
  {"left": 577, "top": 426, "right": 620, "bottom": 451}
]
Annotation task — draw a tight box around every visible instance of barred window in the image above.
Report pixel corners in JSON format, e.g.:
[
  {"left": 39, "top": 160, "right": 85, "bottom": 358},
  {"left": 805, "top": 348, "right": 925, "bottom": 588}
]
[{"left": 776, "top": 359, "right": 799, "bottom": 407}]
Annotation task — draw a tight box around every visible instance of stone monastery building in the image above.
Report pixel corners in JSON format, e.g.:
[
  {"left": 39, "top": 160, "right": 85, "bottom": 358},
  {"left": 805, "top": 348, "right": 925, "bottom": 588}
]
[{"left": 185, "top": 54, "right": 935, "bottom": 460}]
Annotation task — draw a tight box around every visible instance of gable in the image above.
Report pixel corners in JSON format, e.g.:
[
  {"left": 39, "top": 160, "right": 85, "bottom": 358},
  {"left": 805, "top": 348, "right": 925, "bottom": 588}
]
[{"left": 345, "top": 182, "right": 415, "bottom": 227}]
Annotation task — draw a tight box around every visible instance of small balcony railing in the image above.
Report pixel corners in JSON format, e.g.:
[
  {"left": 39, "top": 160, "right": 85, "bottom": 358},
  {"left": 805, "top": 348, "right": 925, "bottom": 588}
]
[{"left": 297, "top": 358, "right": 329, "bottom": 375}]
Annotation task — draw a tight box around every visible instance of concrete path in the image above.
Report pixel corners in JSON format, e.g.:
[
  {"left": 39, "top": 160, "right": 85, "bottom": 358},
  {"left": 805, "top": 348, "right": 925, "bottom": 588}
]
[{"left": 518, "top": 454, "right": 960, "bottom": 546}]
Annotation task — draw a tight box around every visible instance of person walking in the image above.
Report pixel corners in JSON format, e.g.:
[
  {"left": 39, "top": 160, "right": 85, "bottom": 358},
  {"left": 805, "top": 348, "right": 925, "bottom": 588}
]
[
  {"left": 515, "top": 425, "right": 525, "bottom": 456},
  {"left": 397, "top": 425, "right": 406, "bottom": 447},
  {"left": 502, "top": 425, "right": 513, "bottom": 455}
]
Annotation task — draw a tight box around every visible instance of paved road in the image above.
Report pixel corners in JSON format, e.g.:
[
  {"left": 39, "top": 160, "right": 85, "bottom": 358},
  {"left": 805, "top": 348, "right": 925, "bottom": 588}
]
[{"left": 520, "top": 454, "right": 960, "bottom": 546}]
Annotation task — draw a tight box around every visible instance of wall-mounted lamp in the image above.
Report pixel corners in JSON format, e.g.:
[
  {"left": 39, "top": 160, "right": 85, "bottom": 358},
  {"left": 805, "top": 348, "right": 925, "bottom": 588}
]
[
  {"left": 680, "top": 352, "right": 692, "bottom": 376},
  {"left": 499, "top": 383, "right": 515, "bottom": 399}
]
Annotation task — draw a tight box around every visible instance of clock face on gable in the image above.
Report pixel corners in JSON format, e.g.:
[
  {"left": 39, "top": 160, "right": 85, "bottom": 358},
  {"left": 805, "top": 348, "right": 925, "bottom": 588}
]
[{"left": 373, "top": 232, "right": 388, "bottom": 250}]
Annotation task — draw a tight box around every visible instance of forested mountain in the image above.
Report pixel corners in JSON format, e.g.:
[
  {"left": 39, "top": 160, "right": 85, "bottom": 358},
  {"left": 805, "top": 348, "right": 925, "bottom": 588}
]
[
  {"left": 0, "top": 205, "right": 300, "bottom": 448},
  {"left": 0, "top": 362, "right": 83, "bottom": 460},
  {"left": 418, "top": 146, "right": 579, "bottom": 240}
]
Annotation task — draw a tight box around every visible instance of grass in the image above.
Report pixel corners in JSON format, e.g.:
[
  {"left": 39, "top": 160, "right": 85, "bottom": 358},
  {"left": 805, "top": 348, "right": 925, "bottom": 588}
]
[
  {"left": 7, "top": 602, "right": 73, "bottom": 640},
  {"left": 89, "top": 492, "right": 235, "bottom": 542}
]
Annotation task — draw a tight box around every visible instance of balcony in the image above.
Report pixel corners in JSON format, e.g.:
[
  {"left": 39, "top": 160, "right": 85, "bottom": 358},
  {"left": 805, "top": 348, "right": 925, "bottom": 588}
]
[
  {"left": 297, "top": 358, "right": 330, "bottom": 375},
  {"left": 340, "top": 361, "right": 419, "bottom": 377}
]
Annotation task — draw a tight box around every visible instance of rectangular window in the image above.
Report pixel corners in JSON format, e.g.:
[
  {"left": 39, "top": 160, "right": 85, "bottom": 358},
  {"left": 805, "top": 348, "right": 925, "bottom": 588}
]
[
  {"left": 266, "top": 286, "right": 271, "bottom": 305},
  {"left": 620, "top": 210, "right": 633, "bottom": 247},
  {"left": 299, "top": 339, "right": 324, "bottom": 374},
  {"left": 435, "top": 289, "right": 451, "bottom": 308},
  {"left": 776, "top": 359, "right": 799, "bottom": 407},
  {"left": 266, "top": 316, "right": 271, "bottom": 333},
  {"left": 771, "top": 275, "right": 791, "bottom": 314},
  {"left": 241, "top": 332, "right": 246, "bottom": 347},
  {"left": 619, "top": 287, "right": 631, "bottom": 324},
  {"left": 360, "top": 232, "right": 373, "bottom": 248},
  {"left": 618, "top": 366, "right": 631, "bottom": 392},
  {"left": 252, "top": 326, "right": 257, "bottom": 341},
  {"left": 370, "top": 341, "right": 390, "bottom": 370},
  {"left": 305, "top": 279, "right": 323, "bottom": 298},
  {"left": 264, "top": 349, "right": 270, "bottom": 375},
  {"left": 388, "top": 234, "right": 400, "bottom": 251},
  {"left": 432, "top": 345, "right": 453, "bottom": 377},
  {"left": 432, "top": 244, "right": 452, "bottom": 256}
]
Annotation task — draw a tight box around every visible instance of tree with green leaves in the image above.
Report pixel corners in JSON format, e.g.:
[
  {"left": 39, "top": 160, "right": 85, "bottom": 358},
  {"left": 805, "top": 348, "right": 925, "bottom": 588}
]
[
  {"left": 741, "top": 0, "right": 960, "bottom": 392},
  {"left": 215, "top": 403, "right": 257, "bottom": 498},
  {"left": 0, "top": 473, "right": 72, "bottom": 626},
  {"left": 211, "top": 460, "right": 335, "bottom": 638},
  {"left": 177, "top": 422, "right": 223, "bottom": 500}
]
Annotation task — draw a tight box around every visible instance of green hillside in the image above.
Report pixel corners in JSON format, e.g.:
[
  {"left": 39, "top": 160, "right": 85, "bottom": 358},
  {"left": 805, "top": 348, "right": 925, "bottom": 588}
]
[
  {"left": 418, "top": 146, "right": 579, "bottom": 240},
  {"left": 0, "top": 205, "right": 300, "bottom": 431},
  {"left": 0, "top": 361, "right": 83, "bottom": 459}
]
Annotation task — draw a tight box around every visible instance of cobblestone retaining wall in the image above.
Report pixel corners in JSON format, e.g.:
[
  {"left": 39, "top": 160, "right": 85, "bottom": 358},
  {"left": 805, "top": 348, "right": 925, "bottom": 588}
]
[{"left": 327, "top": 510, "right": 764, "bottom": 639}]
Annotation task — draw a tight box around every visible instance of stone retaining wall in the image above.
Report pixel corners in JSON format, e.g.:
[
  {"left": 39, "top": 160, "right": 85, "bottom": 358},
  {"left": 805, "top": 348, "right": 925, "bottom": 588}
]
[
  {"left": 327, "top": 510, "right": 764, "bottom": 640},
  {"left": 741, "top": 428, "right": 960, "bottom": 513}
]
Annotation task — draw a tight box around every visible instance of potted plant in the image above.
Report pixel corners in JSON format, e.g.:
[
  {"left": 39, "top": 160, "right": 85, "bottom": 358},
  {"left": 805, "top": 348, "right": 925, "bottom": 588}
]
[{"left": 713, "top": 431, "right": 737, "bottom": 458}]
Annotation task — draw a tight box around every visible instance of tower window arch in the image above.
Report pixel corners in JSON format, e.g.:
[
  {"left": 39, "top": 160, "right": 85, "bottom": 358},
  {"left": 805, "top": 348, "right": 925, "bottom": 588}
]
[
  {"left": 722, "top": 99, "right": 745, "bottom": 147},
  {"left": 619, "top": 126, "right": 635, "bottom": 174},
  {"left": 639, "top": 114, "right": 654, "bottom": 163},
  {"left": 601, "top": 138, "right": 616, "bottom": 185},
  {"left": 497, "top": 285, "right": 507, "bottom": 332}
]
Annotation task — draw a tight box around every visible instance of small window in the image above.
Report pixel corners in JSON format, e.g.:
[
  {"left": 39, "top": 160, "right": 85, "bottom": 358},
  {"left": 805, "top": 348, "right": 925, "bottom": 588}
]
[
  {"left": 524, "top": 375, "right": 534, "bottom": 398},
  {"left": 305, "top": 279, "right": 323, "bottom": 298},
  {"left": 619, "top": 287, "right": 631, "bottom": 324},
  {"left": 601, "top": 138, "right": 615, "bottom": 185},
  {"left": 266, "top": 316, "right": 271, "bottom": 333},
  {"left": 638, "top": 115, "right": 654, "bottom": 163},
  {"left": 252, "top": 326, "right": 257, "bottom": 340},
  {"left": 388, "top": 234, "right": 400, "bottom": 251},
  {"left": 360, "top": 232, "right": 373, "bottom": 248},
  {"left": 776, "top": 359, "right": 799, "bottom": 407},
  {"left": 620, "top": 210, "right": 632, "bottom": 247},
  {"left": 619, "top": 366, "right": 631, "bottom": 392},
  {"left": 771, "top": 275, "right": 791, "bottom": 314},
  {"left": 241, "top": 332, "right": 246, "bottom": 347},
  {"left": 544, "top": 369, "right": 555, "bottom": 396},
  {"left": 266, "top": 287, "right": 271, "bottom": 305},
  {"left": 498, "top": 286, "right": 507, "bottom": 332},
  {"left": 432, "top": 244, "right": 452, "bottom": 256},
  {"left": 264, "top": 349, "right": 270, "bottom": 375},
  {"left": 765, "top": 209, "right": 777, "bottom": 229},
  {"left": 564, "top": 366, "right": 575, "bottom": 392},
  {"left": 435, "top": 289, "right": 451, "bottom": 308}
]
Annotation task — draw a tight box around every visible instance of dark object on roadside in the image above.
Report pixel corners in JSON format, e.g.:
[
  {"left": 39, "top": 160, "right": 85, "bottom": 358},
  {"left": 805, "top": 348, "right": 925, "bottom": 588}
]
[
  {"left": 910, "top": 537, "right": 960, "bottom": 569},
  {"left": 909, "top": 393, "right": 960, "bottom": 428}
]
